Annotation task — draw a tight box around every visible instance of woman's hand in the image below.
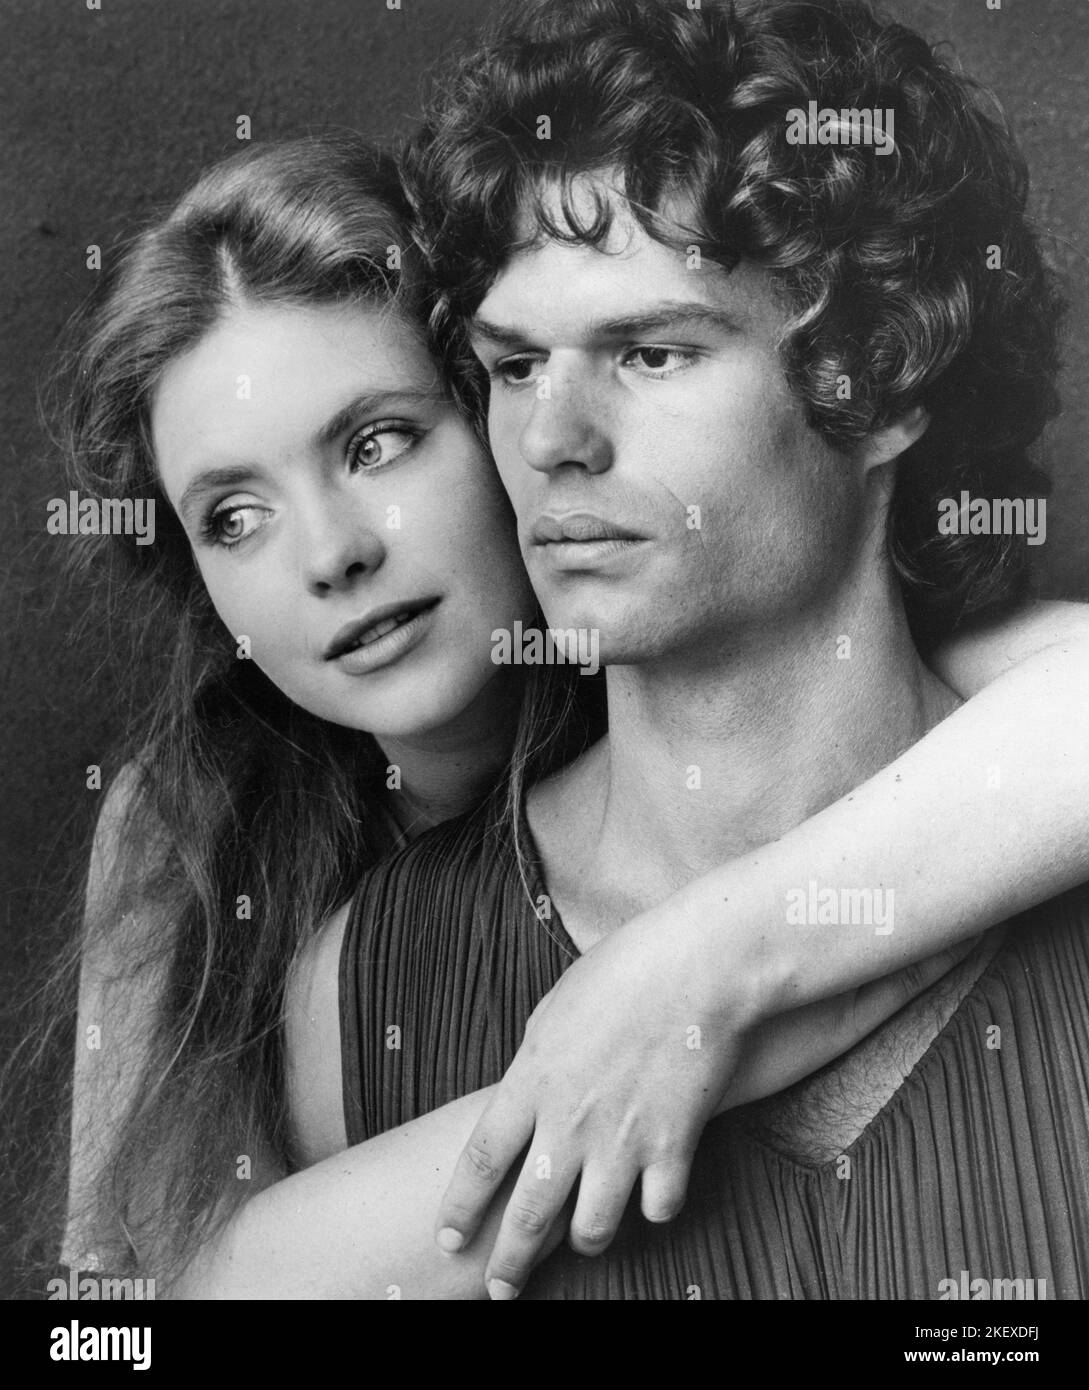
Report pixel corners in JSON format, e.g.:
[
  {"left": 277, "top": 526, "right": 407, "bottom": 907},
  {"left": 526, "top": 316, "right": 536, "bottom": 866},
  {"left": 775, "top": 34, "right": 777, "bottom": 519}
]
[
  {"left": 435, "top": 905, "right": 748, "bottom": 1297},
  {"left": 434, "top": 899, "right": 976, "bottom": 1300}
]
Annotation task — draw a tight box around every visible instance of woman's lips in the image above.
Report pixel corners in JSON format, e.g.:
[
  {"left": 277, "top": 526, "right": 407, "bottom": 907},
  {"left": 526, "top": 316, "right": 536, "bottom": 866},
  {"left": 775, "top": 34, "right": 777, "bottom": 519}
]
[
  {"left": 325, "top": 597, "right": 441, "bottom": 675},
  {"left": 324, "top": 597, "right": 440, "bottom": 660}
]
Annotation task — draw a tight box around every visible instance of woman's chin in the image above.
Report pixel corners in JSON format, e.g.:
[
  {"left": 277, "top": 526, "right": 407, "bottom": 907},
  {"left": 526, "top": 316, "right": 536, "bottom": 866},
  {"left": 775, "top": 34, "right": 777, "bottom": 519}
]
[
  {"left": 280, "top": 655, "right": 515, "bottom": 745},
  {"left": 299, "top": 687, "right": 480, "bottom": 744}
]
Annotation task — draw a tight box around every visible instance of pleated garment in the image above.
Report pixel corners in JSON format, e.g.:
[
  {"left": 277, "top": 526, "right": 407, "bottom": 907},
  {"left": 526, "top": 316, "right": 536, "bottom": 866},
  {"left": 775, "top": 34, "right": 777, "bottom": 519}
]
[{"left": 341, "top": 801, "right": 1089, "bottom": 1299}]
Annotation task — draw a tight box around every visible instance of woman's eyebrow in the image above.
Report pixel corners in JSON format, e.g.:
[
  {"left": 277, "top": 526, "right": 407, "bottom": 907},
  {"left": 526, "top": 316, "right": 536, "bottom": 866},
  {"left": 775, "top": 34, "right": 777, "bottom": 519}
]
[
  {"left": 177, "top": 465, "right": 260, "bottom": 526},
  {"left": 314, "top": 387, "right": 441, "bottom": 448}
]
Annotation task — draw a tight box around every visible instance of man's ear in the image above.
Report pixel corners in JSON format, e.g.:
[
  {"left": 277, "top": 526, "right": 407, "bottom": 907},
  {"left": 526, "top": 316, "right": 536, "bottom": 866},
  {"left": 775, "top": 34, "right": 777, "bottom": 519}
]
[{"left": 858, "top": 404, "right": 930, "bottom": 473}]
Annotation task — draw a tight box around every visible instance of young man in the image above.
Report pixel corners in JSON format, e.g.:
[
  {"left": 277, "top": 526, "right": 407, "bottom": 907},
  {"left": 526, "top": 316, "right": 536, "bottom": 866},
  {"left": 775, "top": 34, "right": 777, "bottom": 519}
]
[{"left": 334, "top": 0, "right": 1088, "bottom": 1298}]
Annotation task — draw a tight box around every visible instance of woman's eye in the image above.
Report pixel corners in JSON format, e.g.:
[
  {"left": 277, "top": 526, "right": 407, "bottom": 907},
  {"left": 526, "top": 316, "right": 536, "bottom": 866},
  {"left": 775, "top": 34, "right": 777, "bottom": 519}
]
[
  {"left": 349, "top": 425, "right": 419, "bottom": 471},
  {"left": 624, "top": 346, "right": 698, "bottom": 375},
  {"left": 204, "top": 503, "right": 271, "bottom": 547}
]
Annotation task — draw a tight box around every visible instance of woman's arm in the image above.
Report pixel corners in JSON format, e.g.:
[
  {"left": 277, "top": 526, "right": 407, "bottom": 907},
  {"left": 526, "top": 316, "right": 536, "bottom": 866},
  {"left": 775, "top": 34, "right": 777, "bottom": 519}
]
[
  {"left": 170, "top": 918, "right": 969, "bottom": 1299},
  {"left": 60, "top": 780, "right": 518, "bottom": 1298},
  {"left": 167, "top": 1083, "right": 509, "bottom": 1299},
  {"left": 435, "top": 599, "right": 1089, "bottom": 1292},
  {"left": 61, "top": 767, "right": 172, "bottom": 1273},
  {"left": 61, "top": 781, "right": 510, "bottom": 1298},
  {"left": 928, "top": 597, "right": 1089, "bottom": 701},
  {"left": 65, "top": 787, "right": 969, "bottom": 1298}
]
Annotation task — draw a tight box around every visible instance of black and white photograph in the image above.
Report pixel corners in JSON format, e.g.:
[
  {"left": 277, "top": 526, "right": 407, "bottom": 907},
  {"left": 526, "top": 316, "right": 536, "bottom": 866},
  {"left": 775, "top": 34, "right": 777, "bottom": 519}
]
[{"left": 1, "top": 0, "right": 1087, "bottom": 1350}]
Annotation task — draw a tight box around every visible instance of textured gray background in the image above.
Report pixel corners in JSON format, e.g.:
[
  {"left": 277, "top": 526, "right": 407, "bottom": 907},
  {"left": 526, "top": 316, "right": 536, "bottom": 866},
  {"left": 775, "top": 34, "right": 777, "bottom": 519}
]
[{"left": 0, "top": 0, "right": 1086, "bottom": 1291}]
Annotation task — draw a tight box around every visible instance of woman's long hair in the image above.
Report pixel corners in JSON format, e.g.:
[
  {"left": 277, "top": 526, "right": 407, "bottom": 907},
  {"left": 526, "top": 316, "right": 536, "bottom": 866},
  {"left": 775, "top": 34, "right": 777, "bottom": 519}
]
[{"left": 4, "top": 133, "right": 580, "bottom": 1293}]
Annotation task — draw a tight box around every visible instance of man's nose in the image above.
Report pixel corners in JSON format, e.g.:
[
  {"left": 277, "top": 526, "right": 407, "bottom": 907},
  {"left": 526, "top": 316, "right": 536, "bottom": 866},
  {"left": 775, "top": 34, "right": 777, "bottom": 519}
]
[
  {"left": 516, "top": 364, "right": 613, "bottom": 475},
  {"left": 300, "top": 490, "right": 387, "bottom": 595}
]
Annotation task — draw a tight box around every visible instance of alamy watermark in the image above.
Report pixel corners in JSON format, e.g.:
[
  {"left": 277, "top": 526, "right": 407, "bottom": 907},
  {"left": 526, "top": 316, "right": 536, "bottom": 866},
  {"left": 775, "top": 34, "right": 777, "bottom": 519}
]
[
  {"left": 937, "top": 491, "right": 1046, "bottom": 546},
  {"left": 786, "top": 880, "right": 894, "bottom": 934},
  {"left": 937, "top": 1270, "right": 1046, "bottom": 1301},
  {"left": 785, "top": 101, "right": 895, "bottom": 156},
  {"left": 492, "top": 621, "right": 600, "bottom": 677},
  {"left": 49, "top": 1320, "right": 151, "bottom": 1371},
  {"left": 47, "top": 1270, "right": 156, "bottom": 1300},
  {"left": 46, "top": 491, "right": 155, "bottom": 546}
]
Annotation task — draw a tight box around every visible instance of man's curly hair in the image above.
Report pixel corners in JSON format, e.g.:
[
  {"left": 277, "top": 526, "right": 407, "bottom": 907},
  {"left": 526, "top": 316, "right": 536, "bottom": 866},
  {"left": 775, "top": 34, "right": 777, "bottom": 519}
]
[{"left": 406, "top": 0, "right": 1064, "bottom": 648}]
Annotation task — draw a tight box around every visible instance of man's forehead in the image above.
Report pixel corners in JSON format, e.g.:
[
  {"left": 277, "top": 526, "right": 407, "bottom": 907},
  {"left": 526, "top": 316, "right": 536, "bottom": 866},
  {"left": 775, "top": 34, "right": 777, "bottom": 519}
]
[
  {"left": 508, "top": 170, "right": 695, "bottom": 259},
  {"left": 475, "top": 233, "right": 777, "bottom": 345},
  {"left": 474, "top": 172, "right": 779, "bottom": 336}
]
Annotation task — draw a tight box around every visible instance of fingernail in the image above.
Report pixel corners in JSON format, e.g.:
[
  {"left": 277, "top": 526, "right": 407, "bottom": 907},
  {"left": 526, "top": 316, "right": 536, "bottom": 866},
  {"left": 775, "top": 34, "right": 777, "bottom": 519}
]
[
  {"left": 487, "top": 1279, "right": 519, "bottom": 1301},
  {"left": 437, "top": 1227, "right": 465, "bottom": 1254}
]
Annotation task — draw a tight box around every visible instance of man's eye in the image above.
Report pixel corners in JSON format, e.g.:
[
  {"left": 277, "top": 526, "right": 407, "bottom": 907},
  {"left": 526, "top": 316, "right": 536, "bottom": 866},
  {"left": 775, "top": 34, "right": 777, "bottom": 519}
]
[
  {"left": 624, "top": 346, "right": 698, "bottom": 375},
  {"left": 348, "top": 425, "right": 419, "bottom": 470},
  {"left": 203, "top": 503, "right": 271, "bottom": 547},
  {"left": 493, "top": 356, "right": 540, "bottom": 386}
]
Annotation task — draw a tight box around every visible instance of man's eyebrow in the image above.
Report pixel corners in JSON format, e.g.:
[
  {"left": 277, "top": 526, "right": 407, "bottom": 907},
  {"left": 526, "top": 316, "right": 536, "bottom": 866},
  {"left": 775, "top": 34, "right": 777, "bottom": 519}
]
[{"left": 469, "top": 302, "right": 742, "bottom": 348}]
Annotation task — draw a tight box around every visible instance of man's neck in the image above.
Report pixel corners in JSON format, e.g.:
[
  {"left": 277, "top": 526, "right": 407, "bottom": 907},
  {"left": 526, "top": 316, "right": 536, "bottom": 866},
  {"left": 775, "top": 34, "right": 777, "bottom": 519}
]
[{"left": 530, "top": 560, "right": 959, "bottom": 939}]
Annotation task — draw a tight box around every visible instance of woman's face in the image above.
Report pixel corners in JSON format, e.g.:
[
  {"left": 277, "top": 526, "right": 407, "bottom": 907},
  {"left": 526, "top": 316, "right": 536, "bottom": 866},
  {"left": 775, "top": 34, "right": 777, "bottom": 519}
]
[{"left": 152, "top": 298, "right": 536, "bottom": 743}]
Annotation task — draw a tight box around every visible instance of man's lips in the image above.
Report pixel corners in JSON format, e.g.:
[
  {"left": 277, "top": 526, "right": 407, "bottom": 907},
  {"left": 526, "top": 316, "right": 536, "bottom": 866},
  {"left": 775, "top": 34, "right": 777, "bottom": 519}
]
[
  {"left": 530, "top": 512, "right": 645, "bottom": 545},
  {"left": 323, "top": 597, "right": 441, "bottom": 660}
]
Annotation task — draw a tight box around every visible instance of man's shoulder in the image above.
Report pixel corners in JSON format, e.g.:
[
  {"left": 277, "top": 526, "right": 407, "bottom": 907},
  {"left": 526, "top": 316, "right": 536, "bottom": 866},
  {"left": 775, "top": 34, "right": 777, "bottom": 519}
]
[{"left": 749, "top": 879, "right": 1089, "bottom": 1164}]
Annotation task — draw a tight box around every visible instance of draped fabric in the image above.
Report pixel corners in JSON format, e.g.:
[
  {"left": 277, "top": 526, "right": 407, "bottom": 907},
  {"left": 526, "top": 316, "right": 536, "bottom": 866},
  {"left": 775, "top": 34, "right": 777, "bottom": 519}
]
[{"left": 340, "top": 801, "right": 1089, "bottom": 1299}]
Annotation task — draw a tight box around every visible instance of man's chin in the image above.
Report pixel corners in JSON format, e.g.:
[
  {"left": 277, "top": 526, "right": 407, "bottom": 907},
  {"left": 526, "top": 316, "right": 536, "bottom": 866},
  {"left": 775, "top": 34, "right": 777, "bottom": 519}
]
[
  {"left": 560, "top": 629, "right": 672, "bottom": 669},
  {"left": 532, "top": 603, "right": 655, "bottom": 663}
]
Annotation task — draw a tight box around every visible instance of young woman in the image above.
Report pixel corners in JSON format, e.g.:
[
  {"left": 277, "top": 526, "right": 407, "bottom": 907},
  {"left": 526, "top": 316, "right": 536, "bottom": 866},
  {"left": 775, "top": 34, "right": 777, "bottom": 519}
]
[{"left": 32, "top": 134, "right": 1089, "bottom": 1298}]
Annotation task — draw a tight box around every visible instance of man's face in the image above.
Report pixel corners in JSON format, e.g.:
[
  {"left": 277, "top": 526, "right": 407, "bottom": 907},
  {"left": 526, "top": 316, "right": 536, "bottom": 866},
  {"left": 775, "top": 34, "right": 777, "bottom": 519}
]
[{"left": 470, "top": 188, "right": 870, "bottom": 667}]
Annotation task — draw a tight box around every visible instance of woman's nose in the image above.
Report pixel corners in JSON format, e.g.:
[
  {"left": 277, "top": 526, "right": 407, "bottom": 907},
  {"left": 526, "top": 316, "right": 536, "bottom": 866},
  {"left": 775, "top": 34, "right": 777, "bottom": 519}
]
[{"left": 300, "top": 492, "right": 388, "bottom": 595}]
